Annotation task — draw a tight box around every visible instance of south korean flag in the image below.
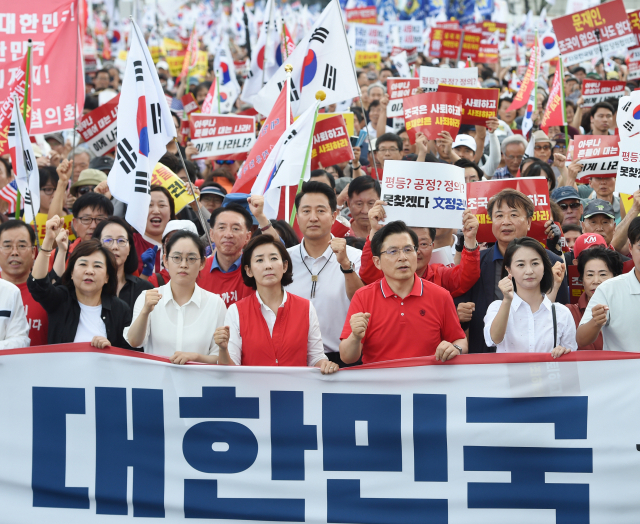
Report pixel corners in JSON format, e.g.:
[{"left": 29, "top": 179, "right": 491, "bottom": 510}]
[
  {"left": 8, "top": 96, "right": 39, "bottom": 224},
  {"left": 108, "top": 20, "right": 176, "bottom": 235},
  {"left": 617, "top": 91, "right": 640, "bottom": 140}
]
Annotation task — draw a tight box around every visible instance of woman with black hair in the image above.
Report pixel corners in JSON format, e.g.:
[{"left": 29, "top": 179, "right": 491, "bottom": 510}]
[
  {"left": 125, "top": 230, "right": 227, "bottom": 358},
  {"left": 484, "top": 237, "right": 577, "bottom": 356},
  {"left": 92, "top": 216, "right": 153, "bottom": 310},
  {"left": 135, "top": 185, "right": 176, "bottom": 275},
  {"left": 522, "top": 159, "right": 557, "bottom": 192},
  {"left": 28, "top": 215, "right": 132, "bottom": 348}
]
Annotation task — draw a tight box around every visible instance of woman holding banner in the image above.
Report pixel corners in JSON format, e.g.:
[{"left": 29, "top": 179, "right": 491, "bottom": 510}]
[
  {"left": 170, "top": 235, "right": 337, "bottom": 374},
  {"left": 484, "top": 237, "right": 577, "bottom": 356}
]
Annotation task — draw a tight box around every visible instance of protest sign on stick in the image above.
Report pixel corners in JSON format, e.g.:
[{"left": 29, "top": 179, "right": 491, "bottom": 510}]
[
  {"left": 150, "top": 163, "right": 195, "bottom": 213},
  {"left": 437, "top": 85, "right": 499, "bottom": 126},
  {"left": 310, "top": 115, "right": 353, "bottom": 170},
  {"left": 616, "top": 137, "right": 640, "bottom": 195},
  {"left": 572, "top": 135, "right": 620, "bottom": 182},
  {"left": 403, "top": 92, "right": 462, "bottom": 143},
  {"left": 581, "top": 80, "right": 626, "bottom": 108},
  {"left": 189, "top": 114, "right": 255, "bottom": 160},
  {"left": 77, "top": 95, "right": 119, "bottom": 157},
  {"left": 386, "top": 78, "right": 420, "bottom": 118},
  {"left": 419, "top": 66, "right": 478, "bottom": 91}
]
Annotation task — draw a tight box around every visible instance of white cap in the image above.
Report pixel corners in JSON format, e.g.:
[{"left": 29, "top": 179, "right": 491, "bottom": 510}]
[
  {"left": 162, "top": 220, "right": 198, "bottom": 239},
  {"left": 156, "top": 60, "right": 169, "bottom": 71},
  {"left": 452, "top": 134, "right": 477, "bottom": 153}
]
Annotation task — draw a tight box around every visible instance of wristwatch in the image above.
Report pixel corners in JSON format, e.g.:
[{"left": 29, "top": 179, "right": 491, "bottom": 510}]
[
  {"left": 340, "top": 261, "right": 355, "bottom": 274},
  {"left": 452, "top": 344, "right": 463, "bottom": 353}
]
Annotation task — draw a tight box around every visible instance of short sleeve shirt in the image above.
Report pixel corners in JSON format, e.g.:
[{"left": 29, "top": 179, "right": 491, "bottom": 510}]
[{"left": 340, "top": 276, "right": 466, "bottom": 364}]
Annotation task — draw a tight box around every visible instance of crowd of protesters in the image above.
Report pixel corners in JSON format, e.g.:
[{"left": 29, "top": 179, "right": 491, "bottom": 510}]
[{"left": 1, "top": 42, "right": 639, "bottom": 364}]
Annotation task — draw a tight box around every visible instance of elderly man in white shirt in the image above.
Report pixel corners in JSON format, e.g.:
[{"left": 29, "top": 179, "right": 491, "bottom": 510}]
[
  {"left": 0, "top": 279, "right": 30, "bottom": 349},
  {"left": 286, "top": 182, "right": 364, "bottom": 367}
]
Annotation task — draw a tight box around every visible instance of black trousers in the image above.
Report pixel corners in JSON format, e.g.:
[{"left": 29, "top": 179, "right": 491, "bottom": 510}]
[{"left": 326, "top": 351, "right": 362, "bottom": 368}]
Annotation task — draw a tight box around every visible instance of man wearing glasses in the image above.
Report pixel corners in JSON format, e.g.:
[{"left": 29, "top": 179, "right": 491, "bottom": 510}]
[
  {"left": 493, "top": 135, "right": 528, "bottom": 179},
  {"left": 551, "top": 187, "right": 583, "bottom": 226},
  {"left": 353, "top": 133, "right": 402, "bottom": 179},
  {"left": 531, "top": 131, "right": 553, "bottom": 164},
  {"left": 340, "top": 220, "right": 467, "bottom": 365},
  {"left": 69, "top": 169, "right": 107, "bottom": 198}
]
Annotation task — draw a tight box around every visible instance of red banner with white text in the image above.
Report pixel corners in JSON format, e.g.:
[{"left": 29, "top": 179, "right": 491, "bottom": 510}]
[
  {"left": 403, "top": 92, "right": 462, "bottom": 143},
  {"left": 310, "top": 115, "right": 353, "bottom": 170},
  {"left": 437, "top": 85, "right": 499, "bottom": 126}
]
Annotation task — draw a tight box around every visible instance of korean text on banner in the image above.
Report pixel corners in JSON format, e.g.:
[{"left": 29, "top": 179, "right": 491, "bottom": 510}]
[
  {"left": 385, "top": 21, "right": 424, "bottom": 52},
  {"left": 348, "top": 24, "right": 386, "bottom": 52},
  {"left": 0, "top": 1, "right": 85, "bottom": 136},
  {"left": 181, "top": 93, "right": 199, "bottom": 115},
  {"left": 345, "top": 6, "right": 378, "bottom": 24},
  {"left": 573, "top": 135, "right": 620, "bottom": 182},
  {"left": 316, "top": 112, "right": 355, "bottom": 137},
  {"left": 419, "top": 66, "right": 479, "bottom": 91},
  {"left": 310, "top": 115, "right": 353, "bottom": 170},
  {"left": 463, "top": 21, "right": 507, "bottom": 40},
  {"left": 581, "top": 80, "right": 626, "bottom": 108},
  {"left": 551, "top": 0, "right": 636, "bottom": 66},
  {"left": 403, "top": 91, "right": 462, "bottom": 142},
  {"left": 150, "top": 163, "right": 195, "bottom": 213},
  {"left": 629, "top": 9, "right": 640, "bottom": 45},
  {"left": 381, "top": 160, "right": 466, "bottom": 228},
  {"left": 77, "top": 94, "right": 119, "bottom": 157},
  {"left": 616, "top": 137, "right": 640, "bottom": 195},
  {"left": 467, "top": 177, "right": 551, "bottom": 243},
  {"left": 354, "top": 51, "right": 381, "bottom": 69},
  {"left": 428, "top": 30, "right": 482, "bottom": 60},
  {"left": 386, "top": 78, "right": 420, "bottom": 118},
  {"left": 34, "top": 213, "right": 74, "bottom": 244},
  {"left": 437, "top": 85, "right": 499, "bottom": 126},
  {"left": 189, "top": 114, "right": 255, "bottom": 161}
]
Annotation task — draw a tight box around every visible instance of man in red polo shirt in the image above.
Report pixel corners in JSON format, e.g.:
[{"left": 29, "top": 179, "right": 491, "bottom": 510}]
[{"left": 340, "top": 221, "right": 467, "bottom": 365}]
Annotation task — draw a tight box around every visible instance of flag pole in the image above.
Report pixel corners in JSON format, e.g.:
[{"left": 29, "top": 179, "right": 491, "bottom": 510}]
[
  {"left": 173, "top": 139, "right": 215, "bottom": 256},
  {"left": 558, "top": 57, "right": 569, "bottom": 150},
  {"left": 333, "top": 0, "right": 380, "bottom": 178},
  {"left": 284, "top": 64, "right": 292, "bottom": 222},
  {"left": 289, "top": 92, "right": 322, "bottom": 227},
  {"left": 12, "top": 95, "right": 41, "bottom": 250},
  {"left": 15, "top": 40, "right": 33, "bottom": 221}
]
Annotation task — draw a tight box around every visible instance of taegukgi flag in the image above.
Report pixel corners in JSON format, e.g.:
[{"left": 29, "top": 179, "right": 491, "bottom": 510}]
[
  {"left": 204, "top": 36, "right": 240, "bottom": 115},
  {"left": 108, "top": 20, "right": 176, "bottom": 236},
  {"left": 252, "top": 0, "right": 360, "bottom": 117},
  {"left": 8, "top": 96, "right": 39, "bottom": 224}
]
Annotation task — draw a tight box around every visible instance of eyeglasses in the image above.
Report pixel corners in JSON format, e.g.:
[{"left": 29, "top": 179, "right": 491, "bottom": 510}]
[
  {"left": 215, "top": 160, "right": 235, "bottom": 165},
  {"left": 77, "top": 186, "right": 96, "bottom": 196},
  {"left": 558, "top": 202, "right": 582, "bottom": 210},
  {"left": 534, "top": 145, "right": 551, "bottom": 151},
  {"left": 0, "top": 243, "right": 31, "bottom": 253},
  {"left": 418, "top": 242, "right": 434, "bottom": 249},
  {"left": 377, "top": 148, "right": 399, "bottom": 154},
  {"left": 102, "top": 238, "right": 129, "bottom": 248},
  {"left": 76, "top": 216, "right": 107, "bottom": 226},
  {"left": 41, "top": 187, "right": 55, "bottom": 196},
  {"left": 505, "top": 155, "right": 524, "bottom": 162},
  {"left": 380, "top": 246, "right": 418, "bottom": 257},
  {"left": 168, "top": 254, "right": 201, "bottom": 265}
]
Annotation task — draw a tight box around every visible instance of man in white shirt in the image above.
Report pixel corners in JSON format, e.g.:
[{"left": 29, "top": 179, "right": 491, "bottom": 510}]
[
  {"left": 286, "top": 182, "right": 364, "bottom": 366},
  {"left": 0, "top": 279, "right": 30, "bottom": 350},
  {"left": 577, "top": 217, "right": 640, "bottom": 351}
]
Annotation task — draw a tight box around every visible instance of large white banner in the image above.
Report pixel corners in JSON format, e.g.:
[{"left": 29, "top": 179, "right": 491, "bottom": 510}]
[{"left": 2, "top": 345, "right": 640, "bottom": 523}]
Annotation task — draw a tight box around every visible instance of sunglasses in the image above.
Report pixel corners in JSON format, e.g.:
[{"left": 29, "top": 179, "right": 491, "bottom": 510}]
[
  {"left": 558, "top": 202, "right": 582, "bottom": 210},
  {"left": 77, "top": 186, "right": 96, "bottom": 196},
  {"left": 215, "top": 160, "right": 235, "bottom": 165}
]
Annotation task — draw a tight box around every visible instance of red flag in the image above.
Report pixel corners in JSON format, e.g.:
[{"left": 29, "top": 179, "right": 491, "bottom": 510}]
[
  {"left": 283, "top": 23, "right": 295, "bottom": 58},
  {"left": 507, "top": 41, "right": 538, "bottom": 112},
  {"left": 540, "top": 65, "right": 565, "bottom": 130},
  {"left": 178, "top": 25, "right": 198, "bottom": 82},
  {"left": 232, "top": 86, "right": 292, "bottom": 194},
  {"left": 0, "top": 54, "right": 30, "bottom": 156}
]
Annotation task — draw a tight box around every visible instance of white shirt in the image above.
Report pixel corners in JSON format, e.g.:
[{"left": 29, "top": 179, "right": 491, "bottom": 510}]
[
  {"left": 124, "top": 283, "right": 227, "bottom": 357},
  {"left": 0, "top": 279, "right": 30, "bottom": 349},
  {"left": 580, "top": 269, "right": 640, "bottom": 352},
  {"left": 74, "top": 303, "right": 107, "bottom": 342},
  {"left": 366, "top": 122, "right": 394, "bottom": 139},
  {"left": 484, "top": 293, "right": 577, "bottom": 353},
  {"left": 286, "top": 239, "right": 362, "bottom": 353},
  {"left": 224, "top": 290, "right": 327, "bottom": 366}
]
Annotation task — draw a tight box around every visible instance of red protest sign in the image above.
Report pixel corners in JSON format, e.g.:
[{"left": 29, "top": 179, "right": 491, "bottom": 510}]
[
  {"left": 345, "top": 6, "right": 377, "bottom": 24},
  {"left": 429, "top": 28, "right": 461, "bottom": 59},
  {"left": 460, "top": 32, "right": 482, "bottom": 61},
  {"left": 467, "top": 177, "right": 551, "bottom": 243},
  {"left": 477, "top": 43, "right": 499, "bottom": 63},
  {"left": 0, "top": 1, "right": 84, "bottom": 136},
  {"left": 77, "top": 94, "right": 119, "bottom": 157},
  {"left": 629, "top": 9, "right": 640, "bottom": 44},
  {"left": 568, "top": 265, "right": 584, "bottom": 305},
  {"left": 181, "top": 93, "right": 199, "bottom": 115},
  {"left": 403, "top": 92, "right": 462, "bottom": 142},
  {"left": 386, "top": 78, "right": 420, "bottom": 118},
  {"left": 310, "top": 115, "right": 353, "bottom": 170},
  {"left": 435, "top": 21, "right": 461, "bottom": 30},
  {"left": 463, "top": 21, "right": 507, "bottom": 40},
  {"left": 629, "top": 46, "right": 640, "bottom": 80},
  {"left": 189, "top": 114, "right": 255, "bottom": 161},
  {"left": 391, "top": 46, "right": 417, "bottom": 64},
  {"left": 437, "top": 85, "right": 499, "bottom": 126},
  {"left": 581, "top": 79, "right": 626, "bottom": 108},
  {"left": 573, "top": 135, "right": 620, "bottom": 181},
  {"left": 552, "top": 0, "right": 636, "bottom": 66}
]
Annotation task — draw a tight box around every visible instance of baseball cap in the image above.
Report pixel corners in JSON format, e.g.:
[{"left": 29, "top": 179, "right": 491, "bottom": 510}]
[
  {"left": 70, "top": 169, "right": 108, "bottom": 196},
  {"left": 89, "top": 156, "right": 114, "bottom": 173},
  {"left": 583, "top": 199, "right": 615, "bottom": 220},
  {"left": 573, "top": 233, "right": 608, "bottom": 259},
  {"left": 162, "top": 219, "right": 198, "bottom": 240},
  {"left": 551, "top": 186, "right": 581, "bottom": 203},
  {"left": 156, "top": 61, "right": 169, "bottom": 71},
  {"left": 452, "top": 134, "right": 476, "bottom": 152},
  {"left": 200, "top": 185, "right": 227, "bottom": 199}
]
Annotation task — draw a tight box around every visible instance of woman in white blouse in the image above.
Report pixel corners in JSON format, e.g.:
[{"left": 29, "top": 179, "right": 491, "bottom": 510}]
[
  {"left": 124, "top": 231, "right": 226, "bottom": 358},
  {"left": 484, "top": 237, "right": 577, "bottom": 356}
]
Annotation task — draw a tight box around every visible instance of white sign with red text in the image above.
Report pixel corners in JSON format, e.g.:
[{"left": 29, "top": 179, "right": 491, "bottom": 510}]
[
  {"left": 573, "top": 135, "right": 620, "bottom": 181},
  {"left": 419, "top": 66, "right": 479, "bottom": 92},
  {"left": 189, "top": 114, "right": 255, "bottom": 160},
  {"left": 386, "top": 78, "right": 420, "bottom": 118},
  {"left": 77, "top": 95, "right": 119, "bottom": 156}
]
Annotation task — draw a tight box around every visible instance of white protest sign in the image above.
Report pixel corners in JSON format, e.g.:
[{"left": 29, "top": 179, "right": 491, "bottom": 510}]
[
  {"left": 616, "top": 136, "right": 640, "bottom": 194},
  {"left": 419, "top": 66, "right": 479, "bottom": 91},
  {"left": 386, "top": 78, "right": 420, "bottom": 118},
  {"left": 380, "top": 160, "right": 466, "bottom": 228},
  {"left": 385, "top": 21, "right": 425, "bottom": 53},
  {"left": 573, "top": 135, "right": 620, "bottom": 181},
  {"left": 348, "top": 23, "right": 387, "bottom": 51},
  {"left": 189, "top": 114, "right": 255, "bottom": 160}
]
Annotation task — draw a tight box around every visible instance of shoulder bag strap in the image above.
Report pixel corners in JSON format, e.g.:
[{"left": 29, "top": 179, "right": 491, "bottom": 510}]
[{"left": 552, "top": 303, "right": 557, "bottom": 349}]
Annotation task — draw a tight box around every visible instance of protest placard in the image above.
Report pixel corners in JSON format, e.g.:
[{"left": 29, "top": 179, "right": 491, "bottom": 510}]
[
  {"left": 345, "top": 6, "right": 377, "bottom": 24},
  {"left": 354, "top": 51, "right": 381, "bottom": 69},
  {"left": 572, "top": 135, "right": 620, "bottom": 181},
  {"left": 435, "top": 20, "right": 461, "bottom": 30},
  {"left": 628, "top": 9, "right": 640, "bottom": 45},
  {"left": 386, "top": 78, "right": 420, "bottom": 118},
  {"left": 189, "top": 114, "right": 255, "bottom": 160},
  {"left": 627, "top": 46, "right": 640, "bottom": 80},
  {"left": 552, "top": 0, "right": 636, "bottom": 66},
  {"left": 616, "top": 136, "right": 640, "bottom": 195},
  {"left": 77, "top": 94, "right": 119, "bottom": 157},
  {"left": 567, "top": 265, "right": 584, "bottom": 305},
  {"left": 181, "top": 93, "right": 199, "bottom": 115},
  {"left": 391, "top": 46, "right": 417, "bottom": 64},
  {"left": 477, "top": 43, "right": 500, "bottom": 63},
  {"left": 581, "top": 80, "right": 626, "bottom": 108},
  {"left": 317, "top": 112, "right": 355, "bottom": 137},
  {"left": 419, "top": 66, "right": 478, "bottom": 91},
  {"left": 348, "top": 24, "right": 386, "bottom": 51},
  {"left": 467, "top": 177, "right": 551, "bottom": 243},
  {"left": 403, "top": 92, "right": 462, "bottom": 142},
  {"left": 437, "top": 85, "right": 499, "bottom": 126},
  {"left": 33, "top": 213, "right": 75, "bottom": 245},
  {"left": 463, "top": 21, "right": 507, "bottom": 40},
  {"left": 385, "top": 21, "right": 424, "bottom": 52},
  {"left": 310, "top": 115, "right": 353, "bottom": 170},
  {"left": 380, "top": 160, "right": 466, "bottom": 228},
  {"left": 150, "top": 163, "right": 195, "bottom": 213},
  {"left": 428, "top": 28, "right": 462, "bottom": 59}
]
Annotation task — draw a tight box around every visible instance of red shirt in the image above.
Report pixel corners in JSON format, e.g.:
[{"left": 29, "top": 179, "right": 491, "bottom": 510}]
[
  {"left": 148, "top": 268, "right": 170, "bottom": 288},
  {"left": 133, "top": 232, "right": 161, "bottom": 275},
  {"left": 341, "top": 275, "right": 466, "bottom": 365},
  {"left": 359, "top": 238, "right": 481, "bottom": 297},
  {"left": 15, "top": 281, "right": 48, "bottom": 346},
  {"left": 197, "top": 256, "right": 253, "bottom": 307},
  {"left": 566, "top": 292, "right": 603, "bottom": 351}
]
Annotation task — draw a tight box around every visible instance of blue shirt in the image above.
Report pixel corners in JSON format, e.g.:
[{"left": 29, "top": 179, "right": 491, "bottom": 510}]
[
  {"left": 493, "top": 166, "right": 515, "bottom": 179},
  {"left": 210, "top": 254, "right": 243, "bottom": 274}
]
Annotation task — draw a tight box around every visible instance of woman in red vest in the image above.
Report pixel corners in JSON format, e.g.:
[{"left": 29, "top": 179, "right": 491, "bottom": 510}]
[{"left": 172, "top": 235, "right": 337, "bottom": 374}]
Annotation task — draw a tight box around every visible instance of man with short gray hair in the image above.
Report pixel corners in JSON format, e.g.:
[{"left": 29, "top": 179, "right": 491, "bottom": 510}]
[
  {"left": 493, "top": 135, "right": 528, "bottom": 179},
  {"left": 367, "top": 83, "right": 385, "bottom": 102}
]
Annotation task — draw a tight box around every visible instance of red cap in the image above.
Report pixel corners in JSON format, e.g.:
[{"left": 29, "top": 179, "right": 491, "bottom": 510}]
[{"left": 573, "top": 233, "right": 608, "bottom": 259}]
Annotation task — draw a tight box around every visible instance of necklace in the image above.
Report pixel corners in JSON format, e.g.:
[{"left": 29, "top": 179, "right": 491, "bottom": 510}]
[{"left": 300, "top": 241, "right": 333, "bottom": 298}]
